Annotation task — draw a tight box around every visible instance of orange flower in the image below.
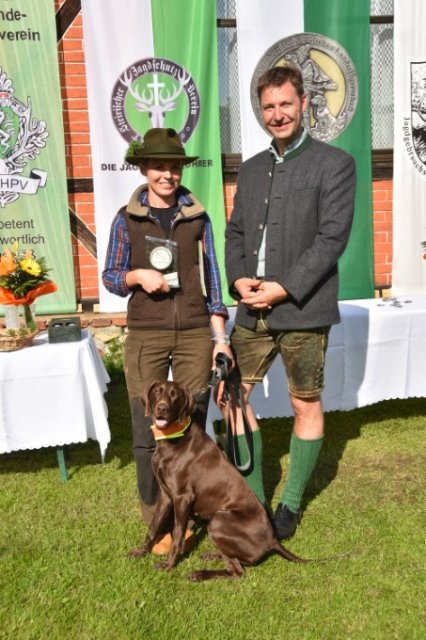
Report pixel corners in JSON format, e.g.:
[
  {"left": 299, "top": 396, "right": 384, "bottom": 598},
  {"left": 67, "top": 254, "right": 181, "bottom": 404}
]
[
  {"left": 0, "top": 280, "right": 58, "bottom": 305},
  {"left": 0, "top": 249, "right": 16, "bottom": 276},
  {"left": 0, "top": 243, "right": 57, "bottom": 303}
]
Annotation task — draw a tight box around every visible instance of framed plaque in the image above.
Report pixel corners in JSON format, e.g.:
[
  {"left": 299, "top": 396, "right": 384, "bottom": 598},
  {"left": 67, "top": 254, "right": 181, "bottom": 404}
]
[{"left": 145, "top": 236, "right": 179, "bottom": 287}]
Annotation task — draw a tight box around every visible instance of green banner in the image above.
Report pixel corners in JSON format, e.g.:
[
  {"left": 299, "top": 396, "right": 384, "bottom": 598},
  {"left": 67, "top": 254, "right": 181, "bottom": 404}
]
[
  {"left": 0, "top": 0, "right": 76, "bottom": 313},
  {"left": 305, "top": 0, "right": 374, "bottom": 299},
  {"left": 151, "top": 0, "right": 231, "bottom": 305}
]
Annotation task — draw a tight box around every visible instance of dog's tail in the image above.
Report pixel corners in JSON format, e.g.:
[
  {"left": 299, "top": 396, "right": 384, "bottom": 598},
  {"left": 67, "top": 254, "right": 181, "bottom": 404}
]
[
  {"left": 272, "top": 541, "right": 356, "bottom": 564},
  {"left": 271, "top": 540, "right": 309, "bottom": 564}
]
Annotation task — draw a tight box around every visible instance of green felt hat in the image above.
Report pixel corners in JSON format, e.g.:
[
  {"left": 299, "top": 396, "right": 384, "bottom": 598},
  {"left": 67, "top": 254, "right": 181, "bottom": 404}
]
[{"left": 124, "top": 128, "right": 198, "bottom": 166}]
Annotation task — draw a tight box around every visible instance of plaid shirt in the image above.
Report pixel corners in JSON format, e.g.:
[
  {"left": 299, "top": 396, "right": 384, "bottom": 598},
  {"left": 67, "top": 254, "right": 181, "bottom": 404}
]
[{"left": 102, "top": 187, "right": 228, "bottom": 317}]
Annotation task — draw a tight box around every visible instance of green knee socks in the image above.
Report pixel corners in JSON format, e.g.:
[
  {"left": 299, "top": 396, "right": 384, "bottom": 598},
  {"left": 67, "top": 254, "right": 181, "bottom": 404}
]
[
  {"left": 280, "top": 432, "right": 324, "bottom": 513},
  {"left": 235, "top": 430, "right": 266, "bottom": 504},
  {"left": 233, "top": 430, "right": 323, "bottom": 510}
]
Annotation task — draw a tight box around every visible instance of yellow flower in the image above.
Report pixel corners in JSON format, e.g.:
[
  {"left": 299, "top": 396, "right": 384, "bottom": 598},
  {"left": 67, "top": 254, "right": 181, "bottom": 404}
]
[{"left": 19, "top": 257, "right": 42, "bottom": 277}]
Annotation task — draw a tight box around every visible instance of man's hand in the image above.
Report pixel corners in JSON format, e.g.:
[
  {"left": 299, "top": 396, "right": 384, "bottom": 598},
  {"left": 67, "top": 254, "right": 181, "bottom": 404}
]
[
  {"left": 234, "top": 277, "right": 264, "bottom": 299},
  {"left": 240, "top": 280, "right": 288, "bottom": 309}
]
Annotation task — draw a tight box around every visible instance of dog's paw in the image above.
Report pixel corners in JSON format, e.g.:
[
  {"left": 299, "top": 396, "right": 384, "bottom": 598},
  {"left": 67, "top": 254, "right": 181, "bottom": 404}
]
[
  {"left": 155, "top": 560, "right": 175, "bottom": 571},
  {"left": 188, "top": 570, "right": 210, "bottom": 582},
  {"left": 128, "top": 546, "right": 148, "bottom": 559}
]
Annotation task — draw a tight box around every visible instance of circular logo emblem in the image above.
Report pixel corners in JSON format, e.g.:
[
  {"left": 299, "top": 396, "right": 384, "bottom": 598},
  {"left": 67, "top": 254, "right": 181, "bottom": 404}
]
[
  {"left": 251, "top": 33, "right": 358, "bottom": 142},
  {"left": 0, "top": 67, "right": 49, "bottom": 208},
  {"left": 418, "top": 95, "right": 426, "bottom": 124},
  {"left": 111, "top": 57, "right": 201, "bottom": 143},
  {"left": 150, "top": 246, "right": 173, "bottom": 271}
]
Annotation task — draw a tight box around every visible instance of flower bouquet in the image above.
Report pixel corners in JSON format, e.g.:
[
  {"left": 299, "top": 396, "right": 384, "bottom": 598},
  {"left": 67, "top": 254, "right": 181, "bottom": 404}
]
[{"left": 0, "top": 243, "right": 57, "bottom": 347}]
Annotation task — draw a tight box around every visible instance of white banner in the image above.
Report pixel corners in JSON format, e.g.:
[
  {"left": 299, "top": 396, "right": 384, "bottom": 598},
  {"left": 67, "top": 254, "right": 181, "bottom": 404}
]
[
  {"left": 235, "top": 0, "right": 303, "bottom": 159},
  {"left": 82, "top": 0, "right": 227, "bottom": 310},
  {"left": 81, "top": 0, "right": 153, "bottom": 311},
  {"left": 392, "top": 0, "right": 426, "bottom": 295}
]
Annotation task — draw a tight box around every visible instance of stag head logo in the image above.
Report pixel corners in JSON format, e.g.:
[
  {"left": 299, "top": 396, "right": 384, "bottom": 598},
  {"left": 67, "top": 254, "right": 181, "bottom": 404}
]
[
  {"left": 0, "top": 67, "right": 48, "bottom": 208},
  {"left": 111, "top": 57, "right": 200, "bottom": 144}
]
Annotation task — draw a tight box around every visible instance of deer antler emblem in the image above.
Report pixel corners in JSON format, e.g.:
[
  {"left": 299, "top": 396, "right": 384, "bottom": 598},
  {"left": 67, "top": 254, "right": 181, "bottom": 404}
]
[{"left": 120, "top": 69, "right": 191, "bottom": 128}]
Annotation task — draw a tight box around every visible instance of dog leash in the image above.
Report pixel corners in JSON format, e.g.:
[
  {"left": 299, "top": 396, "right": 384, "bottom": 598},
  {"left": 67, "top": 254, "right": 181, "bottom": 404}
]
[
  {"left": 209, "top": 353, "right": 254, "bottom": 474},
  {"left": 223, "top": 376, "right": 254, "bottom": 474},
  {"left": 225, "top": 383, "right": 253, "bottom": 475}
]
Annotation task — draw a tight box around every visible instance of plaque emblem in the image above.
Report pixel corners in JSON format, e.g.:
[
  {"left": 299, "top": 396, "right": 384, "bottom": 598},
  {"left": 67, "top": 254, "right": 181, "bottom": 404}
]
[
  {"left": 0, "top": 67, "right": 48, "bottom": 208},
  {"left": 150, "top": 245, "right": 173, "bottom": 271},
  {"left": 402, "top": 61, "right": 426, "bottom": 176},
  {"left": 111, "top": 58, "right": 200, "bottom": 144},
  {"left": 250, "top": 33, "right": 359, "bottom": 142},
  {"left": 410, "top": 61, "right": 426, "bottom": 172},
  {"left": 145, "top": 235, "right": 179, "bottom": 287}
]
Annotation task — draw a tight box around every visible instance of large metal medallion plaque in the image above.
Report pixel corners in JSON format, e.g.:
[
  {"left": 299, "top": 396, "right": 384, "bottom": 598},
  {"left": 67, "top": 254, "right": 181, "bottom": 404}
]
[{"left": 250, "top": 33, "right": 359, "bottom": 142}]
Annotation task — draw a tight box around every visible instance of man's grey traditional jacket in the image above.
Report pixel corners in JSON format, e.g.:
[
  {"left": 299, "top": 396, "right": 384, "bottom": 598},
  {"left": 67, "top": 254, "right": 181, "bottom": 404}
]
[{"left": 225, "top": 135, "right": 356, "bottom": 330}]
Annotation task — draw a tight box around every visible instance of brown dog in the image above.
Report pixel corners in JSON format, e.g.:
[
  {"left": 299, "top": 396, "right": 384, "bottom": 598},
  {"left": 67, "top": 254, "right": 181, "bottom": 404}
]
[{"left": 130, "top": 380, "right": 306, "bottom": 580}]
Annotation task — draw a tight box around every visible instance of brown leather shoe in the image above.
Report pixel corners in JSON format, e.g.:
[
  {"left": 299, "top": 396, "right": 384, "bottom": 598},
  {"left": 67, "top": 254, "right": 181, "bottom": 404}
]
[
  {"left": 151, "top": 533, "right": 172, "bottom": 556},
  {"left": 151, "top": 530, "right": 196, "bottom": 556}
]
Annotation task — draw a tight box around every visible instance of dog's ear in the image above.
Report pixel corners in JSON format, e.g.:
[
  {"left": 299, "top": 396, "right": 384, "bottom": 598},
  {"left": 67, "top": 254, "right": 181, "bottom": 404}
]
[
  {"left": 141, "top": 381, "right": 159, "bottom": 416},
  {"left": 179, "top": 386, "right": 197, "bottom": 422}
]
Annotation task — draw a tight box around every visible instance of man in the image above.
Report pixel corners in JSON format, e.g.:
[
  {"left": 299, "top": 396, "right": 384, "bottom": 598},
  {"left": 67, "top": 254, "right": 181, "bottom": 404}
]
[
  {"left": 225, "top": 66, "right": 356, "bottom": 539},
  {"left": 103, "top": 128, "right": 232, "bottom": 554}
]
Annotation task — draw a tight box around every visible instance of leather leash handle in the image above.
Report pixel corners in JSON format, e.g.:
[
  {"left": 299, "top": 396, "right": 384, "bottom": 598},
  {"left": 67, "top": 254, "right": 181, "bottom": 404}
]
[{"left": 225, "top": 378, "right": 254, "bottom": 475}]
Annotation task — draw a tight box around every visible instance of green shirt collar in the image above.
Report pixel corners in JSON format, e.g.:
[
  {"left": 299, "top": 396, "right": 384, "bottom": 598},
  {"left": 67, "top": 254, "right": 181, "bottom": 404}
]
[{"left": 269, "top": 128, "right": 308, "bottom": 163}]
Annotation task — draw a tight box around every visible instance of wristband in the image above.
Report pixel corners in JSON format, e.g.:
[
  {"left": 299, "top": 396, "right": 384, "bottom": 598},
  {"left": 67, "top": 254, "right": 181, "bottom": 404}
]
[{"left": 212, "top": 335, "right": 231, "bottom": 346}]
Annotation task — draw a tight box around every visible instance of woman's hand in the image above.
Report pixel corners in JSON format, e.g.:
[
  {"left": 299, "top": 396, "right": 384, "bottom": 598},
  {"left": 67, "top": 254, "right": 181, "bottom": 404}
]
[{"left": 126, "top": 268, "right": 170, "bottom": 294}]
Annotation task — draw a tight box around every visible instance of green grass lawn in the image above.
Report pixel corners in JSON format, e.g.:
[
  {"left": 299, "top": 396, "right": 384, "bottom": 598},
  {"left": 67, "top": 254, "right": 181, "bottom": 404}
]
[{"left": 1, "top": 376, "right": 425, "bottom": 640}]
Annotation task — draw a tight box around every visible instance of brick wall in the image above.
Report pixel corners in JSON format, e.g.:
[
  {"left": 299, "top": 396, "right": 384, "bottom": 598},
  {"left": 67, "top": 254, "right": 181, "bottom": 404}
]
[
  {"left": 372, "top": 180, "right": 393, "bottom": 288},
  {"left": 56, "top": 1, "right": 394, "bottom": 303},
  {"left": 56, "top": 1, "right": 99, "bottom": 302}
]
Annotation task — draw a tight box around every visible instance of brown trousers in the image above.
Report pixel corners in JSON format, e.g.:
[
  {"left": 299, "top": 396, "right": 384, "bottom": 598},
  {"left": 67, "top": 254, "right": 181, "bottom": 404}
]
[{"left": 124, "top": 326, "right": 213, "bottom": 524}]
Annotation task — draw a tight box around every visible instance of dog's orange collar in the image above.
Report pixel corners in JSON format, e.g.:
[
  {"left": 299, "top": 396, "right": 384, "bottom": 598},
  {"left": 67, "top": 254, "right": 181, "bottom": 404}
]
[{"left": 150, "top": 416, "right": 191, "bottom": 441}]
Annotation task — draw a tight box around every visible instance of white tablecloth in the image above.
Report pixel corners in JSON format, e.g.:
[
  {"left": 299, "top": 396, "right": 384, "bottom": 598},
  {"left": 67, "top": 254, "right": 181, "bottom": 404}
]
[
  {"left": 206, "top": 296, "right": 426, "bottom": 429},
  {"left": 0, "top": 330, "right": 111, "bottom": 458}
]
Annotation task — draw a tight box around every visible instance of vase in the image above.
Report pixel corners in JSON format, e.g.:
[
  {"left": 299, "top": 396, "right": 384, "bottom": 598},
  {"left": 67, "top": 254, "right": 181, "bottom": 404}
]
[
  {"left": 21, "top": 303, "right": 37, "bottom": 330},
  {"left": 2, "top": 304, "right": 20, "bottom": 330}
]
